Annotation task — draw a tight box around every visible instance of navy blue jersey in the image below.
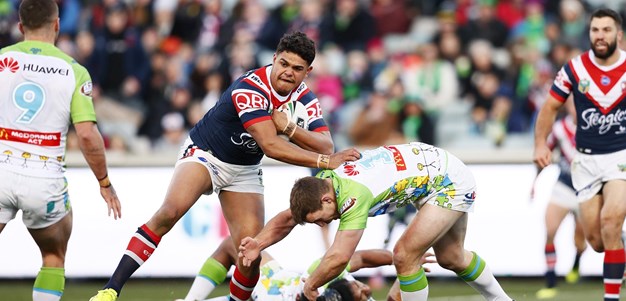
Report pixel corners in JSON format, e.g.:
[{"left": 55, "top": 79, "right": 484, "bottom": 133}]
[
  {"left": 189, "top": 65, "right": 328, "bottom": 165},
  {"left": 550, "top": 50, "right": 626, "bottom": 154}
]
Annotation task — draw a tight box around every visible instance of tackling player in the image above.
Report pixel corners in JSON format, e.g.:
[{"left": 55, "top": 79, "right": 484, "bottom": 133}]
[{"left": 240, "top": 142, "right": 514, "bottom": 301}]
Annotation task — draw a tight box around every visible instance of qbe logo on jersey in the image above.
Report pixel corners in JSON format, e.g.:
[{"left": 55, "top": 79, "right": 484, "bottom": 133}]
[{"left": 232, "top": 89, "right": 269, "bottom": 113}]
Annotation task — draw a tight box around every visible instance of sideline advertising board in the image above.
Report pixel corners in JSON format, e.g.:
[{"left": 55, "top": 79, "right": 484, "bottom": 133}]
[{"left": 0, "top": 164, "right": 604, "bottom": 278}]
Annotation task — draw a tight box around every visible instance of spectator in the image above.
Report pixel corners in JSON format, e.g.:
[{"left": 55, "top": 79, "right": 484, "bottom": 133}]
[
  {"left": 256, "top": 0, "right": 300, "bottom": 51},
  {"left": 401, "top": 42, "right": 460, "bottom": 120},
  {"left": 470, "top": 72, "right": 512, "bottom": 146},
  {"left": 459, "top": 0, "right": 509, "bottom": 48},
  {"left": 318, "top": 0, "right": 375, "bottom": 52},
  {"left": 169, "top": 0, "right": 204, "bottom": 44},
  {"left": 558, "top": 0, "right": 588, "bottom": 50},
  {"left": 495, "top": 0, "right": 525, "bottom": 29},
  {"left": 130, "top": 0, "right": 154, "bottom": 30},
  {"left": 510, "top": 1, "right": 550, "bottom": 55},
  {"left": 58, "top": 0, "right": 81, "bottom": 37},
  {"left": 288, "top": 0, "right": 325, "bottom": 46},
  {"left": 348, "top": 91, "right": 402, "bottom": 147},
  {"left": 89, "top": 2, "right": 150, "bottom": 112},
  {"left": 152, "top": 111, "right": 189, "bottom": 153},
  {"left": 196, "top": 0, "right": 224, "bottom": 53},
  {"left": 215, "top": 0, "right": 267, "bottom": 55},
  {"left": 369, "top": 0, "right": 413, "bottom": 37},
  {"left": 341, "top": 49, "right": 374, "bottom": 102},
  {"left": 200, "top": 69, "right": 226, "bottom": 112}
]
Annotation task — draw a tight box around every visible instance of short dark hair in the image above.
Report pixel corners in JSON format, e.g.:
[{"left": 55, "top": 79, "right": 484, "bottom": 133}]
[
  {"left": 323, "top": 279, "right": 355, "bottom": 301},
  {"left": 297, "top": 279, "right": 354, "bottom": 301},
  {"left": 590, "top": 8, "right": 623, "bottom": 28},
  {"left": 276, "top": 31, "right": 316, "bottom": 66},
  {"left": 19, "top": 0, "right": 58, "bottom": 30},
  {"left": 290, "top": 176, "right": 327, "bottom": 225}
]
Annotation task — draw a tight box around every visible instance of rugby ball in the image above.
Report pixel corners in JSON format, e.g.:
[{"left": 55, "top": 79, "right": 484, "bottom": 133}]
[{"left": 277, "top": 101, "right": 310, "bottom": 140}]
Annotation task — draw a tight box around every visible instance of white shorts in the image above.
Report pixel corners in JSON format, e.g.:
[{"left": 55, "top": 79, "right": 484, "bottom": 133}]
[
  {"left": 418, "top": 152, "right": 477, "bottom": 213},
  {"left": 176, "top": 137, "right": 264, "bottom": 195},
  {"left": 572, "top": 148, "right": 626, "bottom": 203},
  {"left": 550, "top": 180, "right": 578, "bottom": 212},
  {"left": 0, "top": 168, "right": 70, "bottom": 229}
]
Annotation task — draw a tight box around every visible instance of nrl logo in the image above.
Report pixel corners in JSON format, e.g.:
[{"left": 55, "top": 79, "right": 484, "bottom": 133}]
[{"left": 578, "top": 79, "right": 590, "bottom": 94}]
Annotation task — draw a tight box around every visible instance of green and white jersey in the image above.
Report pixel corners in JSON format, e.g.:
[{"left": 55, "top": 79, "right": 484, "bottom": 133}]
[
  {"left": 251, "top": 259, "right": 353, "bottom": 301},
  {"left": 317, "top": 142, "right": 476, "bottom": 231},
  {"left": 0, "top": 41, "right": 95, "bottom": 177}
]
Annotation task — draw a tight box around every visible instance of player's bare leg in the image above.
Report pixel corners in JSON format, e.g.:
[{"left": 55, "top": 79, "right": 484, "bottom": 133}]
[
  {"left": 28, "top": 212, "right": 72, "bottom": 301},
  {"left": 219, "top": 190, "right": 264, "bottom": 301},
  {"left": 579, "top": 195, "right": 604, "bottom": 252},
  {"left": 565, "top": 217, "right": 586, "bottom": 284},
  {"left": 599, "top": 180, "right": 626, "bottom": 301},
  {"left": 180, "top": 237, "right": 236, "bottom": 301},
  {"left": 146, "top": 163, "right": 214, "bottom": 236},
  {"left": 91, "top": 162, "right": 213, "bottom": 301},
  {"left": 536, "top": 203, "right": 570, "bottom": 298},
  {"left": 180, "top": 235, "right": 275, "bottom": 301},
  {"left": 392, "top": 203, "right": 462, "bottom": 301},
  {"left": 433, "top": 212, "right": 512, "bottom": 301}
]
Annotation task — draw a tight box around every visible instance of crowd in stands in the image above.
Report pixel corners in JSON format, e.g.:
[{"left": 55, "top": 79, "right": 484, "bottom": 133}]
[{"left": 2, "top": 0, "right": 624, "bottom": 154}]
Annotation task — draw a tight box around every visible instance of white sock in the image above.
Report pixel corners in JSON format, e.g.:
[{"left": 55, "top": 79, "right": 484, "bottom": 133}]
[
  {"left": 184, "top": 276, "right": 218, "bottom": 301},
  {"left": 33, "top": 291, "right": 61, "bottom": 301},
  {"left": 464, "top": 264, "right": 512, "bottom": 301},
  {"left": 400, "top": 285, "right": 429, "bottom": 301}
]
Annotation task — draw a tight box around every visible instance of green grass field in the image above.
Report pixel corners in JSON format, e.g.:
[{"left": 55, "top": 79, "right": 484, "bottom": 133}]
[{"left": 0, "top": 276, "right": 610, "bottom": 301}]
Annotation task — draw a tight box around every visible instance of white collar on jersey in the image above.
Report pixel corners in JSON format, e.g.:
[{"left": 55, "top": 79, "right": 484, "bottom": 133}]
[{"left": 587, "top": 49, "right": 626, "bottom": 71}]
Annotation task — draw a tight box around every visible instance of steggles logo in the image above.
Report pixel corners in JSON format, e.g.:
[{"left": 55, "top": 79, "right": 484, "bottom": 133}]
[{"left": 0, "top": 57, "right": 19, "bottom": 73}]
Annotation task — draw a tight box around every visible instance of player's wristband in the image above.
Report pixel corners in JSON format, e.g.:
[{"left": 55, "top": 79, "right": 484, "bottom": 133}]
[
  {"left": 317, "top": 154, "right": 330, "bottom": 169},
  {"left": 98, "top": 174, "right": 111, "bottom": 188},
  {"left": 283, "top": 122, "right": 297, "bottom": 138}
]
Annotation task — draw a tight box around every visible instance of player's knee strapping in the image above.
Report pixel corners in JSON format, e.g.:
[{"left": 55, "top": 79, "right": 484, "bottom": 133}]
[
  {"left": 33, "top": 267, "right": 65, "bottom": 300},
  {"left": 457, "top": 251, "right": 486, "bottom": 282},
  {"left": 199, "top": 257, "right": 228, "bottom": 285},
  {"left": 398, "top": 268, "right": 428, "bottom": 292}
]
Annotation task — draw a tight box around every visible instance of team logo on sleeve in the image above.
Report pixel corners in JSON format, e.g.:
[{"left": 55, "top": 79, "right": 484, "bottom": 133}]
[
  {"left": 578, "top": 79, "right": 590, "bottom": 94},
  {"left": 0, "top": 57, "right": 19, "bottom": 73},
  {"left": 339, "top": 197, "right": 356, "bottom": 214},
  {"left": 80, "top": 81, "right": 93, "bottom": 96}
]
